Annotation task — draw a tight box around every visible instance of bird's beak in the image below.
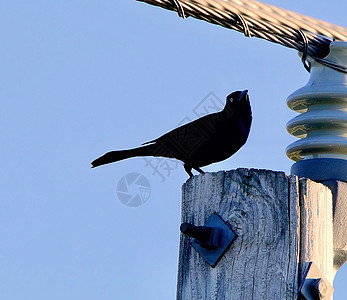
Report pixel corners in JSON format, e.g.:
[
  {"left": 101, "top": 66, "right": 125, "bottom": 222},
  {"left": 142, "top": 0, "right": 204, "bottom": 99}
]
[{"left": 239, "top": 90, "right": 248, "bottom": 101}]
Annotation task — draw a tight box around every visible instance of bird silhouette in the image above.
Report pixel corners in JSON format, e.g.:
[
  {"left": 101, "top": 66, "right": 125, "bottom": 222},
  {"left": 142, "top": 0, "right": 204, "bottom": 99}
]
[{"left": 91, "top": 90, "right": 252, "bottom": 177}]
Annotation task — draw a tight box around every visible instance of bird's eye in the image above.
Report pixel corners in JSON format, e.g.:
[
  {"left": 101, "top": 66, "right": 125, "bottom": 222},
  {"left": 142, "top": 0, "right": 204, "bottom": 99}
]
[{"left": 229, "top": 98, "right": 233, "bottom": 102}]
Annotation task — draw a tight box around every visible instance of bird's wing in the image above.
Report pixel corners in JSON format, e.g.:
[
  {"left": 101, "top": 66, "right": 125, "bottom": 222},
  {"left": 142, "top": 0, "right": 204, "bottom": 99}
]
[
  {"left": 141, "top": 140, "right": 156, "bottom": 145},
  {"left": 145, "top": 113, "right": 223, "bottom": 160},
  {"left": 141, "top": 111, "right": 223, "bottom": 146}
]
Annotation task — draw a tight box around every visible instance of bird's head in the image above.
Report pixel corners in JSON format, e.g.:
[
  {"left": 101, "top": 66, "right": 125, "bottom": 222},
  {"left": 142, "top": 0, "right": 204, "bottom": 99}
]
[
  {"left": 226, "top": 90, "right": 249, "bottom": 105},
  {"left": 224, "top": 90, "right": 252, "bottom": 119},
  {"left": 225, "top": 90, "right": 250, "bottom": 109}
]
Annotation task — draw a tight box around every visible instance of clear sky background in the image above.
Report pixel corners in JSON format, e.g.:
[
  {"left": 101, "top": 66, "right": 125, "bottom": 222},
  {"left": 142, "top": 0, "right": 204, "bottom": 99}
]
[{"left": 1, "top": 0, "right": 346, "bottom": 299}]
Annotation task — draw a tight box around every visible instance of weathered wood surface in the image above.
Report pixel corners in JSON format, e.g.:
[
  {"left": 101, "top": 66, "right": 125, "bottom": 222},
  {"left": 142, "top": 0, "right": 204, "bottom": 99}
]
[
  {"left": 299, "top": 180, "right": 333, "bottom": 284},
  {"left": 177, "top": 169, "right": 334, "bottom": 300},
  {"left": 325, "top": 181, "right": 347, "bottom": 274}
]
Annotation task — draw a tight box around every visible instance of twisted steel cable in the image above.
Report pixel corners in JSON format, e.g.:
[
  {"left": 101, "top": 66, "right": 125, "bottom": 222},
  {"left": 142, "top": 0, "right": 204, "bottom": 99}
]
[{"left": 137, "top": 0, "right": 347, "bottom": 71}]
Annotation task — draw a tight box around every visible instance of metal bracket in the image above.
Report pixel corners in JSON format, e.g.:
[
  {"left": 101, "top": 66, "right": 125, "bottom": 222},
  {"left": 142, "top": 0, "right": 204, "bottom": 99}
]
[
  {"left": 180, "top": 212, "right": 237, "bottom": 267},
  {"left": 299, "top": 262, "right": 334, "bottom": 300}
]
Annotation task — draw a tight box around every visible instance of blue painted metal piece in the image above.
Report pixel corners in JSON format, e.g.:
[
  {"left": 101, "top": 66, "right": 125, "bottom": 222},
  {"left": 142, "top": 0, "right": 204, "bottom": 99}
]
[
  {"left": 299, "top": 262, "right": 334, "bottom": 299},
  {"left": 180, "top": 222, "right": 221, "bottom": 249},
  {"left": 190, "top": 212, "right": 237, "bottom": 268},
  {"left": 291, "top": 158, "right": 347, "bottom": 182}
]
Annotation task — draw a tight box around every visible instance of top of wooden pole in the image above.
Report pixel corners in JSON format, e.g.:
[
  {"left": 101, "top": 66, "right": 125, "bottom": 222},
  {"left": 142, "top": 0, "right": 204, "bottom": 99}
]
[{"left": 177, "top": 169, "right": 345, "bottom": 299}]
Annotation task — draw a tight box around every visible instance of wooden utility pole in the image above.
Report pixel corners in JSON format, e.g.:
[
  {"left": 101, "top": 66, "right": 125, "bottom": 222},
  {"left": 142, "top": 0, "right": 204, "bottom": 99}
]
[{"left": 177, "top": 169, "right": 346, "bottom": 299}]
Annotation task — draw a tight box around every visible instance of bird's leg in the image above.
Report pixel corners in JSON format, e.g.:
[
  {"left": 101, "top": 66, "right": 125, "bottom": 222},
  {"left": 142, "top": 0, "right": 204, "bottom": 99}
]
[
  {"left": 184, "top": 163, "right": 194, "bottom": 177},
  {"left": 194, "top": 167, "right": 205, "bottom": 174}
]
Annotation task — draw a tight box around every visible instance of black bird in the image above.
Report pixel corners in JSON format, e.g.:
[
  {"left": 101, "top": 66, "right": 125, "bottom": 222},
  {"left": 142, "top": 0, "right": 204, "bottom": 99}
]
[{"left": 91, "top": 90, "right": 252, "bottom": 177}]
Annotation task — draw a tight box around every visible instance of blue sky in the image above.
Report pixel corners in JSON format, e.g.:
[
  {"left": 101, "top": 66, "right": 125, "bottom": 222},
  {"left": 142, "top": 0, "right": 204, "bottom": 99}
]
[{"left": 1, "top": 0, "right": 346, "bottom": 299}]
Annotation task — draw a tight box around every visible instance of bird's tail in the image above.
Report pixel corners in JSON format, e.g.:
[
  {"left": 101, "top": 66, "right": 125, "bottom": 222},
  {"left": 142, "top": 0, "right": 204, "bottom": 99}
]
[{"left": 91, "top": 145, "right": 153, "bottom": 168}]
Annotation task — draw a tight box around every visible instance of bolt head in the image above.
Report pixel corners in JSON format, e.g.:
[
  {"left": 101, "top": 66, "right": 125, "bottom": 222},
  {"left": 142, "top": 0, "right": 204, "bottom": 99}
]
[{"left": 310, "top": 278, "right": 328, "bottom": 299}]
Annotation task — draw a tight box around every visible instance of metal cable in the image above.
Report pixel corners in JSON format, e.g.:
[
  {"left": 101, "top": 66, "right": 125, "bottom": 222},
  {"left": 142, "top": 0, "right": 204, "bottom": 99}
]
[
  {"left": 297, "top": 30, "right": 310, "bottom": 72},
  {"left": 168, "top": 0, "right": 186, "bottom": 18},
  {"left": 235, "top": 14, "right": 251, "bottom": 38},
  {"left": 137, "top": 0, "right": 347, "bottom": 72}
]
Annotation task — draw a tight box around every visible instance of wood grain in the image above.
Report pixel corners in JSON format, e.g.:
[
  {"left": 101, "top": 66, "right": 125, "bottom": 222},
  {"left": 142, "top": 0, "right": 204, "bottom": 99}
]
[{"left": 177, "top": 169, "right": 334, "bottom": 300}]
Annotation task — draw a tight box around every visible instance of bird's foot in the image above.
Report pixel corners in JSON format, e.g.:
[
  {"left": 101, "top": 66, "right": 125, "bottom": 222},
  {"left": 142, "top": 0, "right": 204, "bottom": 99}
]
[
  {"left": 194, "top": 167, "right": 205, "bottom": 174},
  {"left": 184, "top": 164, "right": 194, "bottom": 177}
]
